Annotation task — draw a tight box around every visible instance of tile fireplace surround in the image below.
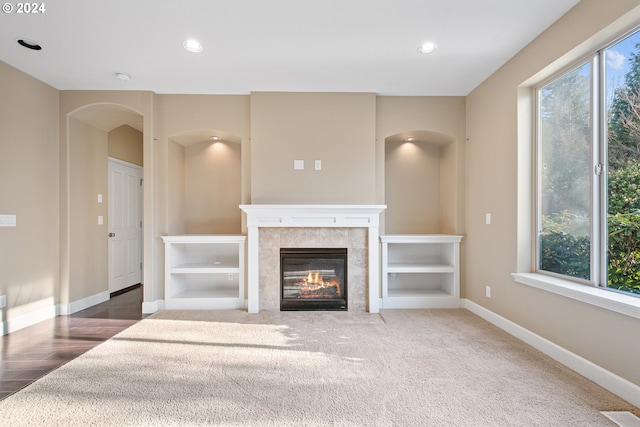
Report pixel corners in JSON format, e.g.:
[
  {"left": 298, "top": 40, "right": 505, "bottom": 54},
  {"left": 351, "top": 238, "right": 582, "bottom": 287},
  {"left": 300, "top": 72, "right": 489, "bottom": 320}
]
[{"left": 240, "top": 205, "right": 386, "bottom": 314}]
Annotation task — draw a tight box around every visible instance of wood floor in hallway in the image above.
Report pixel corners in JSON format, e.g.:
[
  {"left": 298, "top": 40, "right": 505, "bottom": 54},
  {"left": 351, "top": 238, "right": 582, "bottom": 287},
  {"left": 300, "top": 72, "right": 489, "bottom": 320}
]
[{"left": 0, "top": 285, "right": 144, "bottom": 400}]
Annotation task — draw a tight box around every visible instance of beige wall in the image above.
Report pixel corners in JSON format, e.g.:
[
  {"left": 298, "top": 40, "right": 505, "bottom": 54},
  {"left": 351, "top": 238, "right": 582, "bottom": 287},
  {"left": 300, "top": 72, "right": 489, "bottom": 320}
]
[
  {"left": 68, "top": 118, "right": 108, "bottom": 300},
  {"left": 250, "top": 92, "right": 377, "bottom": 204},
  {"left": 0, "top": 61, "right": 59, "bottom": 323},
  {"left": 108, "top": 125, "right": 143, "bottom": 166},
  {"left": 466, "top": 0, "right": 640, "bottom": 386}
]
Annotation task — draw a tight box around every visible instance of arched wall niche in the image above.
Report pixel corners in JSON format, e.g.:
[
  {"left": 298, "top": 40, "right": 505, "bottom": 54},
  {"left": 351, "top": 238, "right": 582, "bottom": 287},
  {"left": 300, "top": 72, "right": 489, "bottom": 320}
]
[
  {"left": 167, "top": 128, "right": 242, "bottom": 235},
  {"left": 63, "top": 102, "right": 144, "bottom": 306},
  {"left": 384, "top": 130, "right": 458, "bottom": 234}
]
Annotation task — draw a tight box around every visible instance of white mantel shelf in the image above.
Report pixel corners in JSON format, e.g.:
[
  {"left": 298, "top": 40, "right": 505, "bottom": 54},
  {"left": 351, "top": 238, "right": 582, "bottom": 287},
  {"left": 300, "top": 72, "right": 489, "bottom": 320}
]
[
  {"left": 240, "top": 204, "right": 386, "bottom": 228},
  {"left": 240, "top": 204, "right": 386, "bottom": 314}
]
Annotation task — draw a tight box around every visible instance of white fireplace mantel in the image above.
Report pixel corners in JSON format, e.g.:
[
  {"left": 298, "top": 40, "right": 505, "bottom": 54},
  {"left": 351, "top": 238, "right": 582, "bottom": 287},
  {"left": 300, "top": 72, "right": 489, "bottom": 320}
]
[{"left": 240, "top": 204, "right": 387, "bottom": 313}]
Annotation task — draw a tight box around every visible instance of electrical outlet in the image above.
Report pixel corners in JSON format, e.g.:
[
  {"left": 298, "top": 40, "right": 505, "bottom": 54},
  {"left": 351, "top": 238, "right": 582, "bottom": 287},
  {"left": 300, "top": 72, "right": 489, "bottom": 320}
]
[
  {"left": 485, "top": 286, "right": 491, "bottom": 298},
  {"left": 0, "top": 294, "right": 6, "bottom": 308},
  {"left": 228, "top": 273, "right": 234, "bottom": 281}
]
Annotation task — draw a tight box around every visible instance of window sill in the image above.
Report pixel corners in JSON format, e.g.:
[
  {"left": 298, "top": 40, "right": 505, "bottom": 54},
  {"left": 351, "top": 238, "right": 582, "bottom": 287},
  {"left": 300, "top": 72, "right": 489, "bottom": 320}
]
[{"left": 512, "top": 273, "right": 640, "bottom": 320}]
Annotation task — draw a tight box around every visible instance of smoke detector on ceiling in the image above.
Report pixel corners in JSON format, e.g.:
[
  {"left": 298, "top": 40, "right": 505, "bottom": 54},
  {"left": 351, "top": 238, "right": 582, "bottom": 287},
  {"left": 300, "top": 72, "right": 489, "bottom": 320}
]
[{"left": 115, "top": 72, "right": 131, "bottom": 81}]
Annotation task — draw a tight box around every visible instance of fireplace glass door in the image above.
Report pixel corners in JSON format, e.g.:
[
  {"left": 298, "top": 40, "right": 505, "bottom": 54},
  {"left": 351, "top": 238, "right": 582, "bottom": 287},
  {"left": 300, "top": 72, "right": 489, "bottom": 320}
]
[{"left": 280, "top": 248, "right": 347, "bottom": 311}]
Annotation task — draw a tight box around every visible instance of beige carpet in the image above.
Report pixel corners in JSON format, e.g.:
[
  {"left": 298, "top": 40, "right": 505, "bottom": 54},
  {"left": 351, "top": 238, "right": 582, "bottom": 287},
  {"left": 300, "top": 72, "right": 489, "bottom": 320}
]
[{"left": 0, "top": 309, "right": 638, "bottom": 426}]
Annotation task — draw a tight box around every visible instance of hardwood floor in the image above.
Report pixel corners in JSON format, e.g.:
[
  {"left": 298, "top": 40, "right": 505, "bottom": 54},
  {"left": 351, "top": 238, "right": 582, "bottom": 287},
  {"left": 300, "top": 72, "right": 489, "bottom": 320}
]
[{"left": 0, "top": 285, "right": 144, "bottom": 400}]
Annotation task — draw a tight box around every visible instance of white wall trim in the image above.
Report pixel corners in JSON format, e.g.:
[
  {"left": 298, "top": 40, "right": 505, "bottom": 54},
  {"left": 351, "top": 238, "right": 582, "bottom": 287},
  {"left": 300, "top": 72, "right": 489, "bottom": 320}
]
[
  {"left": 462, "top": 298, "right": 640, "bottom": 408},
  {"left": 108, "top": 156, "right": 143, "bottom": 171},
  {"left": 58, "top": 291, "right": 110, "bottom": 316},
  {"left": 142, "top": 299, "right": 162, "bottom": 314},
  {"left": 3, "top": 304, "right": 57, "bottom": 335},
  {"left": 1, "top": 291, "right": 111, "bottom": 336},
  {"left": 513, "top": 273, "right": 640, "bottom": 320}
]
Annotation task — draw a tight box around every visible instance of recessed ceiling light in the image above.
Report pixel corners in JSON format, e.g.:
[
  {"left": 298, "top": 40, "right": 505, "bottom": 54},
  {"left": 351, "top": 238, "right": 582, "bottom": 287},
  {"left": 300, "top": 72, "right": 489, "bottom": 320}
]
[
  {"left": 17, "top": 39, "right": 42, "bottom": 50},
  {"left": 183, "top": 39, "right": 203, "bottom": 53},
  {"left": 418, "top": 42, "right": 438, "bottom": 54},
  {"left": 210, "top": 136, "right": 220, "bottom": 141},
  {"left": 115, "top": 72, "right": 131, "bottom": 81},
  {"left": 404, "top": 137, "right": 416, "bottom": 142}
]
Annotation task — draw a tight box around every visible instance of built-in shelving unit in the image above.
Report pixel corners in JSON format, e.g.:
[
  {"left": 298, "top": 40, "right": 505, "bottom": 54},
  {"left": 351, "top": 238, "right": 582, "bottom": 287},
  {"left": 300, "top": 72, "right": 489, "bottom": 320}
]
[
  {"left": 380, "top": 234, "right": 463, "bottom": 309},
  {"left": 161, "top": 235, "right": 246, "bottom": 310}
]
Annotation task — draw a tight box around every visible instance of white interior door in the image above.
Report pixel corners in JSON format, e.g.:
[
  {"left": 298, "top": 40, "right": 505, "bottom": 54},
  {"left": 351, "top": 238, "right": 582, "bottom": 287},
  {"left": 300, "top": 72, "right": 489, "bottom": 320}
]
[{"left": 108, "top": 158, "right": 143, "bottom": 293}]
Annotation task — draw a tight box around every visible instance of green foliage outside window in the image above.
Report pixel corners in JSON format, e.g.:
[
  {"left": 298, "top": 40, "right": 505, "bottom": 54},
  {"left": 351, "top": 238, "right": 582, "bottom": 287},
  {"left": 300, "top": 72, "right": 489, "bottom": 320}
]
[
  {"left": 539, "top": 228, "right": 590, "bottom": 280},
  {"left": 539, "top": 161, "right": 640, "bottom": 295},
  {"left": 606, "top": 40, "right": 640, "bottom": 295},
  {"left": 607, "top": 159, "right": 640, "bottom": 295}
]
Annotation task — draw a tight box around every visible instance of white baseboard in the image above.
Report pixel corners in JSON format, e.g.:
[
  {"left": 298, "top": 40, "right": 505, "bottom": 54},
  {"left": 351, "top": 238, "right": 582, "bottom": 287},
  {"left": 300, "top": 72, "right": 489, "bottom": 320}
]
[
  {"left": 1, "top": 291, "right": 113, "bottom": 336},
  {"left": 142, "top": 299, "right": 163, "bottom": 314},
  {"left": 4, "top": 304, "right": 57, "bottom": 335},
  {"left": 462, "top": 298, "right": 640, "bottom": 408},
  {"left": 58, "top": 291, "right": 110, "bottom": 316}
]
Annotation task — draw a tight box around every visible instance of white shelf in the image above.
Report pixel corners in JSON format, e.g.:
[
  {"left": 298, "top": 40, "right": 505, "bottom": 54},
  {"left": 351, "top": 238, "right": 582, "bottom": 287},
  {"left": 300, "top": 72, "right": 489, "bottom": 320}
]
[
  {"left": 162, "top": 234, "right": 246, "bottom": 244},
  {"left": 381, "top": 234, "right": 462, "bottom": 309},
  {"left": 162, "top": 235, "right": 246, "bottom": 310},
  {"left": 170, "top": 264, "right": 240, "bottom": 274},
  {"left": 387, "top": 263, "right": 455, "bottom": 273},
  {"left": 171, "top": 289, "right": 240, "bottom": 299},
  {"left": 387, "top": 288, "right": 453, "bottom": 297}
]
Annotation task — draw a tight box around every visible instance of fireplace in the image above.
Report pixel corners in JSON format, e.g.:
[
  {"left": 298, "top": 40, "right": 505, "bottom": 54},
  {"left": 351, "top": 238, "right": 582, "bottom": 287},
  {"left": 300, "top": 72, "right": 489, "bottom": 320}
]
[
  {"left": 280, "top": 248, "right": 348, "bottom": 311},
  {"left": 240, "top": 204, "right": 386, "bottom": 313}
]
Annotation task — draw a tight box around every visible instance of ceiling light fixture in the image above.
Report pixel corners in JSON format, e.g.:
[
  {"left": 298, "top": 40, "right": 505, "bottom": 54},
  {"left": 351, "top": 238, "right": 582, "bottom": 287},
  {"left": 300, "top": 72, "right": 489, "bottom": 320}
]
[
  {"left": 210, "top": 136, "right": 220, "bottom": 141},
  {"left": 418, "top": 41, "right": 438, "bottom": 54},
  {"left": 115, "top": 72, "right": 131, "bottom": 81},
  {"left": 17, "top": 39, "right": 42, "bottom": 50},
  {"left": 404, "top": 137, "right": 416, "bottom": 142},
  {"left": 183, "top": 39, "right": 203, "bottom": 53}
]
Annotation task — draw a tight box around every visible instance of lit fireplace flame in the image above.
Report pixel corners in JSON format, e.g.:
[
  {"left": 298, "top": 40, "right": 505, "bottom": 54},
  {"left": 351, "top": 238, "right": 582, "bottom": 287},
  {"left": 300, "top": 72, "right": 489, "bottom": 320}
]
[
  {"left": 301, "top": 271, "right": 341, "bottom": 297},
  {"left": 306, "top": 271, "right": 323, "bottom": 285}
]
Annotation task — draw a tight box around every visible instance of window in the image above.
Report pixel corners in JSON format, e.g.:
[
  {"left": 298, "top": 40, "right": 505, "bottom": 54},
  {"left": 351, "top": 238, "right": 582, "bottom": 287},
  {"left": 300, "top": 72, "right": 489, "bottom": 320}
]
[{"left": 536, "top": 28, "right": 640, "bottom": 296}]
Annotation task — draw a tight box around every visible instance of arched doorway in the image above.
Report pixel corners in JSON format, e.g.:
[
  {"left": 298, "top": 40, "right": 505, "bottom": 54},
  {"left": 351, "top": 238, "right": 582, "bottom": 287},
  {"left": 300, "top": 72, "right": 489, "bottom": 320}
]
[{"left": 65, "top": 103, "right": 144, "bottom": 307}]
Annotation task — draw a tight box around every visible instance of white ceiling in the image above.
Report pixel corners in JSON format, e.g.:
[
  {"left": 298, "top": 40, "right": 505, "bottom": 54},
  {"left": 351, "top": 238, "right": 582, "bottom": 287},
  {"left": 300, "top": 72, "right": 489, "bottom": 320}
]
[{"left": 0, "top": 0, "right": 580, "bottom": 96}]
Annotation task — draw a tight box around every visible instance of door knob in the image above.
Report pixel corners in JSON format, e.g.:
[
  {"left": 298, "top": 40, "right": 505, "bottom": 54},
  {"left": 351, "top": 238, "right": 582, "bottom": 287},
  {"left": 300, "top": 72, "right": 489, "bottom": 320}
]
[{"left": 109, "top": 232, "right": 116, "bottom": 237}]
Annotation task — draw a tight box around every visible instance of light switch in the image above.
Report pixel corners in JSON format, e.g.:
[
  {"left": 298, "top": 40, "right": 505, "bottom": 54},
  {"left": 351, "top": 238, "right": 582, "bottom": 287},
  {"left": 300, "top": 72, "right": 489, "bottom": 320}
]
[
  {"left": 98, "top": 216, "right": 104, "bottom": 225},
  {"left": 294, "top": 160, "right": 304, "bottom": 170},
  {"left": 98, "top": 194, "right": 103, "bottom": 203},
  {"left": 485, "top": 213, "right": 491, "bottom": 225},
  {"left": 0, "top": 214, "right": 17, "bottom": 227},
  {"left": 315, "top": 160, "right": 322, "bottom": 170}
]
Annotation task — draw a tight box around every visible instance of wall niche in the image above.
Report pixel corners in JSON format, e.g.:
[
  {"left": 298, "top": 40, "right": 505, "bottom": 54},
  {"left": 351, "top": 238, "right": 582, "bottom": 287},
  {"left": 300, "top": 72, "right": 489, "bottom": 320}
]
[
  {"left": 384, "top": 131, "right": 460, "bottom": 234},
  {"left": 168, "top": 130, "right": 242, "bottom": 235}
]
